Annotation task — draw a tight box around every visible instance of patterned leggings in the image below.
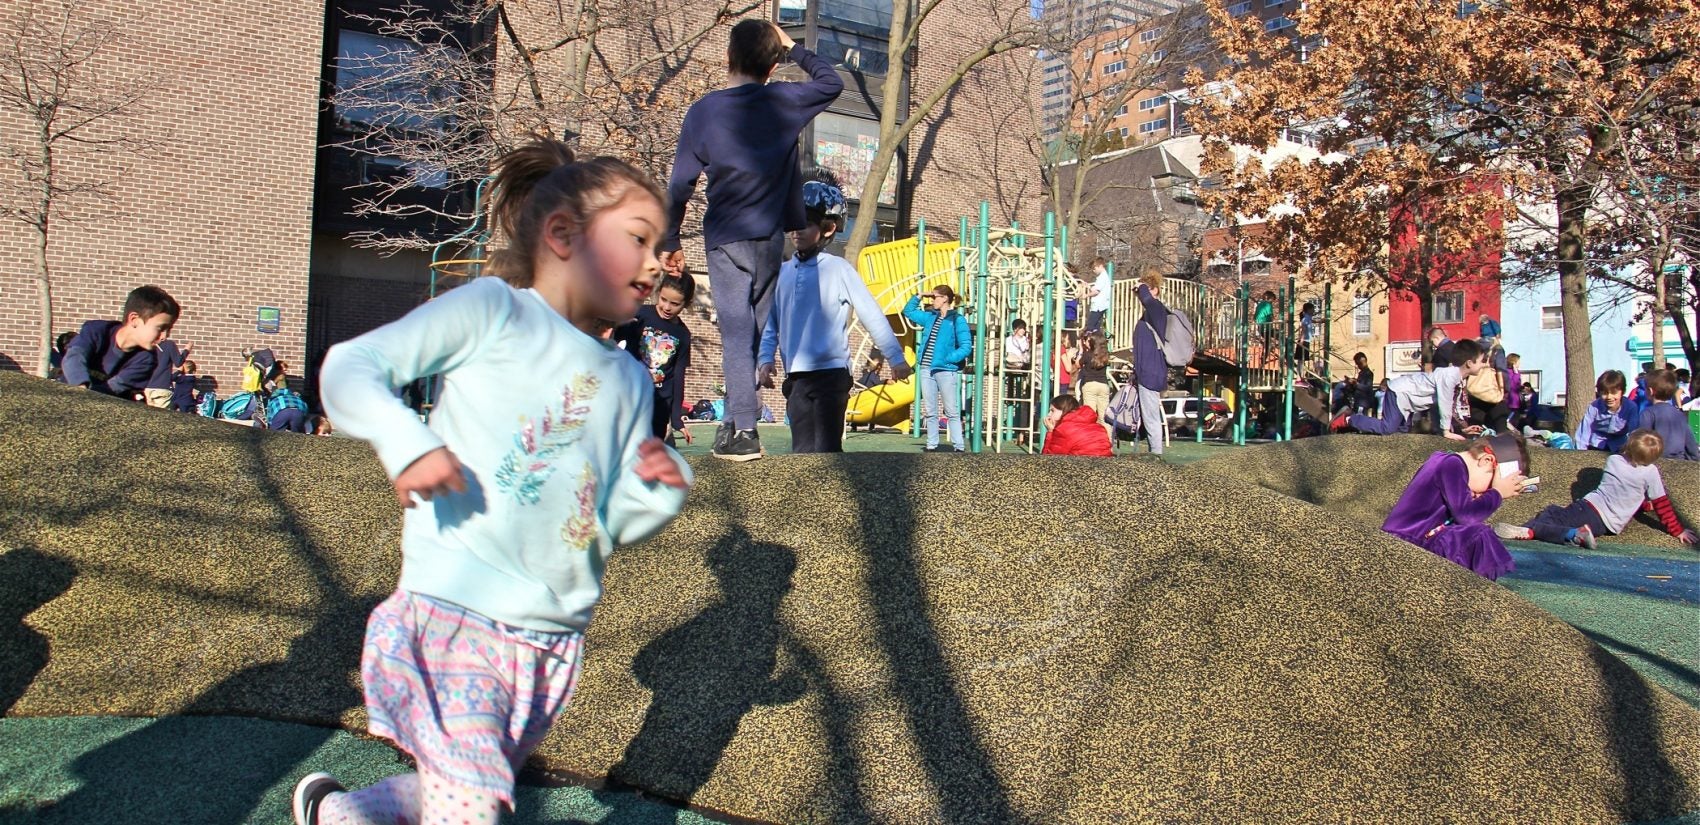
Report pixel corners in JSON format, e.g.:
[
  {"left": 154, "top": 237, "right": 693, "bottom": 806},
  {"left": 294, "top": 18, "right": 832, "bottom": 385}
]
[{"left": 321, "top": 772, "right": 499, "bottom": 824}]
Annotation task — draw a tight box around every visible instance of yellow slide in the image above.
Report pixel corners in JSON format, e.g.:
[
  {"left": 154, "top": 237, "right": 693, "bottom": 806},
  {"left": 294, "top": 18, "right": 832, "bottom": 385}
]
[{"left": 847, "top": 374, "right": 916, "bottom": 432}]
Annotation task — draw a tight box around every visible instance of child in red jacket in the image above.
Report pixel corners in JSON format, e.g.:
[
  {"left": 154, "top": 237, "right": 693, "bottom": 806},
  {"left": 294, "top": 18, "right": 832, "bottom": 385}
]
[{"left": 1042, "top": 394, "right": 1113, "bottom": 456}]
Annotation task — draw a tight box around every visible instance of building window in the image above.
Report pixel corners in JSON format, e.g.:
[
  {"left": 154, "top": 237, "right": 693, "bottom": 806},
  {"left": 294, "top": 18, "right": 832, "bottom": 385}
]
[
  {"left": 1139, "top": 118, "right": 1169, "bottom": 134},
  {"left": 1432, "top": 290, "right": 1465, "bottom": 324},
  {"left": 778, "top": 0, "right": 806, "bottom": 24},
  {"left": 818, "top": 0, "right": 891, "bottom": 37},
  {"left": 1265, "top": 16, "right": 1296, "bottom": 32},
  {"left": 1103, "top": 60, "right": 1125, "bottom": 75},
  {"left": 333, "top": 30, "right": 448, "bottom": 132},
  {"left": 1540, "top": 305, "right": 1563, "bottom": 330},
  {"left": 1115, "top": 104, "right": 1129, "bottom": 117},
  {"left": 817, "top": 28, "right": 889, "bottom": 74},
  {"left": 814, "top": 111, "right": 897, "bottom": 206},
  {"left": 1146, "top": 49, "right": 1168, "bottom": 64},
  {"left": 1140, "top": 27, "right": 1162, "bottom": 43},
  {"left": 1227, "top": 1, "right": 1254, "bottom": 15},
  {"left": 1139, "top": 96, "right": 1164, "bottom": 111},
  {"left": 1119, "top": 126, "right": 1129, "bottom": 138},
  {"left": 1353, "top": 295, "right": 1372, "bottom": 335}
]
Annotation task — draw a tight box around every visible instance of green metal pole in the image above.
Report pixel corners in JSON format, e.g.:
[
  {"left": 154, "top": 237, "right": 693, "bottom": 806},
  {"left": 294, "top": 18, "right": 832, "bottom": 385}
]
[
  {"left": 1039, "top": 212, "right": 1056, "bottom": 451},
  {"left": 1282, "top": 276, "right": 1295, "bottom": 441},
  {"left": 1237, "top": 282, "right": 1250, "bottom": 444},
  {"left": 972, "top": 201, "right": 991, "bottom": 453}
]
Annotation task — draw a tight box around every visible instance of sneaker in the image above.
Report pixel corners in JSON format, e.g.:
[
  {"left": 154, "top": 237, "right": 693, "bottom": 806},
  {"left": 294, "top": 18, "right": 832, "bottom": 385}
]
[
  {"left": 1330, "top": 412, "right": 1351, "bottom": 434},
  {"left": 1494, "top": 522, "right": 1533, "bottom": 541},
  {"left": 712, "top": 421, "right": 734, "bottom": 453},
  {"left": 713, "top": 428, "right": 763, "bottom": 462},
  {"left": 1574, "top": 524, "right": 1597, "bottom": 550},
  {"left": 292, "top": 772, "right": 344, "bottom": 825}
]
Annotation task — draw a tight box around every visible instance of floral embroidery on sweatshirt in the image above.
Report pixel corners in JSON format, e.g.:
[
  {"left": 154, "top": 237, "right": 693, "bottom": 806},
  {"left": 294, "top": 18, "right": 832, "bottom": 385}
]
[
  {"left": 559, "top": 464, "right": 599, "bottom": 550},
  {"left": 495, "top": 374, "right": 600, "bottom": 505}
]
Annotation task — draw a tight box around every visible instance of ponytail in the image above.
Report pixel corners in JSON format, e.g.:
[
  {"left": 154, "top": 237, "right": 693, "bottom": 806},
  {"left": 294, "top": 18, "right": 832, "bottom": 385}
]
[{"left": 486, "top": 137, "right": 667, "bottom": 288}]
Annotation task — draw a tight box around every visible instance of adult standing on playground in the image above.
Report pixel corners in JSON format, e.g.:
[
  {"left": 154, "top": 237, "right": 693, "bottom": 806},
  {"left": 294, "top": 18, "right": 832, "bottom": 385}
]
[
  {"left": 659, "top": 20, "right": 843, "bottom": 462},
  {"left": 1133, "top": 269, "right": 1169, "bottom": 456}
]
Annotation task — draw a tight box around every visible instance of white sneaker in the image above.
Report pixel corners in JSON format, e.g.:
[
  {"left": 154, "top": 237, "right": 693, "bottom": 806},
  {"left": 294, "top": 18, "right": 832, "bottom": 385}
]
[
  {"left": 1493, "top": 522, "right": 1532, "bottom": 541},
  {"left": 292, "top": 772, "right": 345, "bottom": 825}
]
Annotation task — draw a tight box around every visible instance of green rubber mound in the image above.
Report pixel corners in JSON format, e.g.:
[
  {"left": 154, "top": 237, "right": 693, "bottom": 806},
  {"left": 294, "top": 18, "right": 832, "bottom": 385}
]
[
  {"left": 3, "top": 370, "right": 1699, "bottom": 823},
  {"left": 1195, "top": 434, "right": 1699, "bottom": 553}
]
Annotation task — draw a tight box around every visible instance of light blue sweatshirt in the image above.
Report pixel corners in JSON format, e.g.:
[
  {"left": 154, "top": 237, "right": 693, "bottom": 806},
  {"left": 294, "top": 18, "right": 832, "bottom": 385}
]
[
  {"left": 758, "top": 252, "right": 907, "bottom": 373},
  {"left": 321, "top": 277, "right": 692, "bottom": 634}
]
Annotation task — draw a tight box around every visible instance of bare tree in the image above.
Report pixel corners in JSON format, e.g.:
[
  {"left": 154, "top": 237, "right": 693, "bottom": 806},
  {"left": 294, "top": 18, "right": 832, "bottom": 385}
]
[
  {"left": 330, "top": 0, "right": 758, "bottom": 252},
  {"left": 0, "top": 1, "right": 160, "bottom": 376},
  {"left": 1027, "top": 0, "right": 1214, "bottom": 265},
  {"left": 840, "top": 0, "right": 1041, "bottom": 262}
]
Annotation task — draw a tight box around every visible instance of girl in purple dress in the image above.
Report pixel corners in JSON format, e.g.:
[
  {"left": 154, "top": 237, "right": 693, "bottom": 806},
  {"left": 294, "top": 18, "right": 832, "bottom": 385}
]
[{"left": 1382, "top": 434, "right": 1531, "bottom": 580}]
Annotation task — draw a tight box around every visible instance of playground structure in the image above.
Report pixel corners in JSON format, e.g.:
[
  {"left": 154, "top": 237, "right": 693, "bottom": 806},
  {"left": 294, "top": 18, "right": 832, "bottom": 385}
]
[
  {"left": 419, "top": 183, "right": 1339, "bottom": 446},
  {"left": 847, "top": 202, "right": 1341, "bottom": 450}
]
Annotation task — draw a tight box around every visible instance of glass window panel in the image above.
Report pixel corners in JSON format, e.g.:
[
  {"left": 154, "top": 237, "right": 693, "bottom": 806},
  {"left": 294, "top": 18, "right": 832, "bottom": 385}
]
[
  {"left": 334, "top": 30, "right": 447, "bottom": 132},
  {"left": 817, "top": 28, "right": 889, "bottom": 74},
  {"left": 814, "top": 111, "right": 898, "bottom": 206},
  {"left": 819, "top": 0, "right": 892, "bottom": 37}
]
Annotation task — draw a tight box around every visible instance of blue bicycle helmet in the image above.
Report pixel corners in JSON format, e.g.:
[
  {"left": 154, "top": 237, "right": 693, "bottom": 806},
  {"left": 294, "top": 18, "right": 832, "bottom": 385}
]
[{"left": 802, "top": 179, "right": 846, "bottom": 221}]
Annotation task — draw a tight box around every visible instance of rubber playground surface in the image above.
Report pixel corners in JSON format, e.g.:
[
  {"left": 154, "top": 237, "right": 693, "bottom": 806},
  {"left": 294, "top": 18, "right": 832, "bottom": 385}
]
[{"left": 2, "top": 427, "right": 1696, "bottom": 824}]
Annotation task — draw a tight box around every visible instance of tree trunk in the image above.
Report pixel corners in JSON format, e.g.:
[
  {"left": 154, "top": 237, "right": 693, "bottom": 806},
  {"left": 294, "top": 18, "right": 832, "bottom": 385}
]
[
  {"left": 1671, "top": 265, "right": 1699, "bottom": 397},
  {"left": 1555, "top": 183, "right": 1596, "bottom": 430},
  {"left": 1648, "top": 244, "right": 1671, "bottom": 369},
  {"left": 842, "top": 0, "right": 909, "bottom": 264},
  {"left": 33, "top": 225, "right": 52, "bottom": 378}
]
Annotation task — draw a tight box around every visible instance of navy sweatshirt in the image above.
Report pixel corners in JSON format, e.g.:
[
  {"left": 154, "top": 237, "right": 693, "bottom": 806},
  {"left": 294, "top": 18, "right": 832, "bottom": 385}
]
[
  {"left": 1134, "top": 285, "right": 1169, "bottom": 390},
  {"left": 663, "top": 43, "right": 843, "bottom": 252},
  {"left": 146, "top": 339, "right": 186, "bottom": 390},
  {"left": 59, "top": 320, "right": 156, "bottom": 396},
  {"left": 614, "top": 305, "right": 693, "bottom": 432}
]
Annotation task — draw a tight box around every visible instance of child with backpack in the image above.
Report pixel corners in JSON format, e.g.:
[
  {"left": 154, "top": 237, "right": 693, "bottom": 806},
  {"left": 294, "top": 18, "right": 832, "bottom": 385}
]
[
  {"left": 903, "top": 284, "right": 973, "bottom": 452},
  {"left": 1042, "top": 394, "right": 1112, "bottom": 456},
  {"left": 660, "top": 20, "right": 843, "bottom": 462},
  {"left": 265, "top": 378, "right": 312, "bottom": 433},
  {"left": 1383, "top": 433, "right": 1530, "bottom": 580},
  {"left": 757, "top": 178, "right": 911, "bottom": 453},
  {"left": 1131, "top": 270, "right": 1172, "bottom": 455},
  {"left": 1496, "top": 429, "right": 1695, "bottom": 548},
  {"left": 293, "top": 138, "right": 691, "bottom": 825}
]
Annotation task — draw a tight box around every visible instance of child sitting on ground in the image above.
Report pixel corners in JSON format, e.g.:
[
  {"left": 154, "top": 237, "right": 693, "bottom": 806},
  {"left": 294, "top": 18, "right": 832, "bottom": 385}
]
[
  {"left": 758, "top": 178, "right": 911, "bottom": 453},
  {"left": 1497, "top": 429, "right": 1696, "bottom": 548},
  {"left": 294, "top": 138, "right": 691, "bottom": 825},
  {"left": 264, "top": 378, "right": 312, "bottom": 433},
  {"left": 1639, "top": 369, "right": 1698, "bottom": 461},
  {"left": 1321, "top": 338, "right": 1487, "bottom": 439},
  {"left": 58, "top": 285, "right": 179, "bottom": 399},
  {"left": 613, "top": 270, "right": 696, "bottom": 447},
  {"left": 1041, "top": 394, "right": 1112, "bottom": 456},
  {"left": 1382, "top": 433, "right": 1529, "bottom": 580},
  {"left": 1575, "top": 369, "right": 1641, "bottom": 453}
]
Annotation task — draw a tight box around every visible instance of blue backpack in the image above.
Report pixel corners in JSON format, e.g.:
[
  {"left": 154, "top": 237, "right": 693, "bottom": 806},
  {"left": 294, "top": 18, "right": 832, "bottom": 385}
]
[
  {"left": 219, "top": 392, "right": 259, "bottom": 421},
  {"left": 198, "top": 391, "right": 218, "bottom": 418}
]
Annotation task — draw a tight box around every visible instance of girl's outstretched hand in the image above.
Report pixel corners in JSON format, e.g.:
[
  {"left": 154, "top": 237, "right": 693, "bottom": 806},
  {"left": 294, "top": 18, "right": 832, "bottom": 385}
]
[
  {"left": 395, "top": 447, "right": 467, "bottom": 508},
  {"left": 635, "top": 438, "right": 689, "bottom": 489}
]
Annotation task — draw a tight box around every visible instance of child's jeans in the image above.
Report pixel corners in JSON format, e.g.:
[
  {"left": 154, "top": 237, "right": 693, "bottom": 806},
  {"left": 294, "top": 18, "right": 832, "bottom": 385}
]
[
  {"left": 923, "top": 370, "right": 964, "bottom": 448},
  {"left": 706, "top": 232, "right": 783, "bottom": 432},
  {"left": 1524, "top": 500, "right": 1610, "bottom": 545},
  {"left": 1350, "top": 393, "right": 1409, "bottom": 434}
]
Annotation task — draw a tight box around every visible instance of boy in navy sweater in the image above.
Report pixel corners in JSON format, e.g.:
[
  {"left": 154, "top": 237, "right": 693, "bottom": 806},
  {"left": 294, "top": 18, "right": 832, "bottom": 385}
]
[
  {"left": 59, "top": 285, "right": 179, "bottom": 399},
  {"left": 1642, "top": 369, "right": 1698, "bottom": 461},
  {"left": 661, "top": 19, "right": 843, "bottom": 462}
]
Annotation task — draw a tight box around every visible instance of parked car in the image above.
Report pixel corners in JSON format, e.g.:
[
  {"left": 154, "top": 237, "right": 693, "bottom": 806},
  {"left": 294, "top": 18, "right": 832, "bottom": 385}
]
[{"left": 1161, "top": 395, "right": 1232, "bottom": 438}]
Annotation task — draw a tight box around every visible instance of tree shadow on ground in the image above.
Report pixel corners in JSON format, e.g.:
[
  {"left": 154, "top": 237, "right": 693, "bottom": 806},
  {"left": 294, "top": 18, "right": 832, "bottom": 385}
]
[
  {"left": 1586, "top": 642, "right": 1696, "bottom": 821},
  {"left": 607, "top": 529, "right": 803, "bottom": 801},
  {"left": 0, "top": 547, "right": 75, "bottom": 716}
]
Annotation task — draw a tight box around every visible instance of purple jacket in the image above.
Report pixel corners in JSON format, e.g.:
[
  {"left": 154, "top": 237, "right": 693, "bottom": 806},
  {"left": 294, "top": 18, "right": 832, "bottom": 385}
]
[{"left": 1383, "top": 451, "right": 1503, "bottom": 544}]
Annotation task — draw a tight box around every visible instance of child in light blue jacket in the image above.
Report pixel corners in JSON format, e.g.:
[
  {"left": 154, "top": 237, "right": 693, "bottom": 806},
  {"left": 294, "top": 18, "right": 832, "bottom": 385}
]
[{"left": 903, "top": 286, "right": 973, "bottom": 451}]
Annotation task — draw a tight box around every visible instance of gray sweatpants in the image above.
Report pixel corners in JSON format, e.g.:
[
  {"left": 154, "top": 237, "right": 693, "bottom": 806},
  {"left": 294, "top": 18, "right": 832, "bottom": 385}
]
[
  {"left": 707, "top": 232, "right": 784, "bottom": 431},
  {"left": 1137, "top": 384, "right": 1164, "bottom": 455}
]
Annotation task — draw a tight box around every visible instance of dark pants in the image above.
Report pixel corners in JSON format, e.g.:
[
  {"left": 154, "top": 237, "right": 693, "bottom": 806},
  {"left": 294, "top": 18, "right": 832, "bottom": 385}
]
[
  {"left": 1349, "top": 393, "right": 1408, "bottom": 434},
  {"left": 649, "top": 389, "right": 678, "bottom": 441},
  {"left": 707, "top": 231, "right": 784, "bottom": 431},
  {"left": 269, "top": 408, "right": 309, "bottom": 433},
  {"left": 1085, "top": 310, "right": 1105, "bottom": 334},
  {"left": 1525, "top": 500, "right": 1610, "bottom": 545},
  {"left": 783, "top": 368, "right": 853, "bottom": 453},
  {"left": 1470, "top": 395, "right": 1511, "bottom": 433}
]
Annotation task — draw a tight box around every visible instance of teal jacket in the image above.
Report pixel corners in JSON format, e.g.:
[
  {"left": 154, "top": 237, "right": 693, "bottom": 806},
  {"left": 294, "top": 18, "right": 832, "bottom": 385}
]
[{"left": 903, "top": 296, "right": 973, "bottom": 372}]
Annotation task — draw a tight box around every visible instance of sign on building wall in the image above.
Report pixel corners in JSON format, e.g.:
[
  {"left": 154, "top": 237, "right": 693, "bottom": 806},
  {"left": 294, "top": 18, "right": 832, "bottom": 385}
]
[{"left": 257, "top": 306, "right": 281, "bottom": 334}]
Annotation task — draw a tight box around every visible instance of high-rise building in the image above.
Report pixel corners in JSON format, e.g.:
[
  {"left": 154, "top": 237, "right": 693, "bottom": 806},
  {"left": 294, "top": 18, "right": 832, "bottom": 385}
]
[{"left": 1036, "top": 0, "right": 1194, "bottom": 138}]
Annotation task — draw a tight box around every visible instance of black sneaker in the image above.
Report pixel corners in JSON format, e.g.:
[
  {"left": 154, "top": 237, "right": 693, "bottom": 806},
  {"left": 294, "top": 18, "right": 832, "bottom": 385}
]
[
  {"left": 292, "top": 772, "right": 345, "bottom": 825},
  {"left": 713, "top": 428, "right": 764, "bottom": 462},
  {"left": 712, "top": 421, "right": 734, "bottom": 453}
]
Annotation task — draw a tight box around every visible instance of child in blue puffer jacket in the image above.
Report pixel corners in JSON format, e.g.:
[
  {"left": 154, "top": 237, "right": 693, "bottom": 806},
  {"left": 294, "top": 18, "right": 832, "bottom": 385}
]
[{"left": 903, "top": 284, "right": 974, "bottom": 452}]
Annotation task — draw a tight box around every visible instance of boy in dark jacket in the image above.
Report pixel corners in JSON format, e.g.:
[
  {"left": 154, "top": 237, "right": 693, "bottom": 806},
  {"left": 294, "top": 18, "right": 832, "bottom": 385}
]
[
  {"left": 59, "top": 285, "right": 179, "bottom": 399},
  {"left": 660, "top": 19, "right": 843, "bottom": 462},
  {"left": 1132, "top": 269, "right": 1169, "bottom": 455},
  {"left": 1641, "top": 369, "right": 1698, "bottom": 460}
]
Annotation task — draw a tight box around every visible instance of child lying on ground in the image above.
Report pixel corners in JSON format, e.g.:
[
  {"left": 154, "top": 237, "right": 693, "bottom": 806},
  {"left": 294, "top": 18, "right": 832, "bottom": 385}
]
[
  {"left": 1041, "top": 394, "right": 1112, "bottom": 457},
  {"left": 1496, "top": 429, "right": 1697, "bottom": 548},
  {"left": 1382, "top": 433, "right": 1530, "bottom": 580}
]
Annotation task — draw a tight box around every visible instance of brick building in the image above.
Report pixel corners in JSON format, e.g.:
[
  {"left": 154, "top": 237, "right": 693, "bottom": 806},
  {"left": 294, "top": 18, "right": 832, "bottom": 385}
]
[{"left": 1, "top": 0, "right": 1042, "bottom": 420}]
